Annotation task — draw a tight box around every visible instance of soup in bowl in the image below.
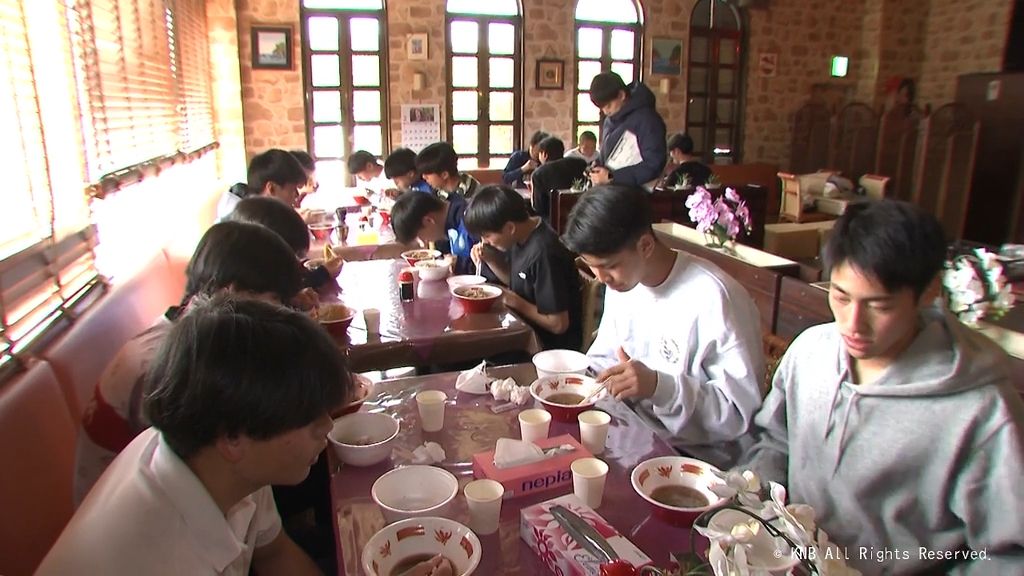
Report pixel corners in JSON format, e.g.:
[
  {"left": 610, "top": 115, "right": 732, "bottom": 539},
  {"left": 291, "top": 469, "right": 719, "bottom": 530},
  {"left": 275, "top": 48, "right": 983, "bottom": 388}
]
[
  {"left": 630, "top": 456, "right": 726, "bottom": 526},
  {"left": 317, "top": 303, "right": 355, "bottom": 336},
  {"left": 450, "top": 284, "right": 502, "bottom": 314},
  {"left": 529, "top": 373, "right": 608, "bottom": 422},
  {"left": 362, "top": 517, "right": 481, "bottom": 576},
  {"left": 401, "top": 249, "right": 442, "bottom": 267}
]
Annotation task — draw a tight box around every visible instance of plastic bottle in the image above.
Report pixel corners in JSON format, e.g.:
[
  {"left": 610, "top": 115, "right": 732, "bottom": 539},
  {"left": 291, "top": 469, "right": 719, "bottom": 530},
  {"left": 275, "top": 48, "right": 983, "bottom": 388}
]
[{"left": 399, "top": 269, "right": 415, "bottom": 302}]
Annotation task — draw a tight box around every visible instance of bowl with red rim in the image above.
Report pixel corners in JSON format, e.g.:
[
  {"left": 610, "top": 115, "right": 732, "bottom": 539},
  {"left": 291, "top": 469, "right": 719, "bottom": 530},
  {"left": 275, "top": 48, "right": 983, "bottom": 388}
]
[
  {"left": 361, "top": 517, "right": 481, "bottom": 576},
  {"left": 528, "top": 373, "right": 608, "bottom": 422},
  {"left": 400, "top": 249, "right": 442, "bottom": 267},
  {"left": 630, "top": 456, "right": 726, "bottom": 527},
  {"left": 331, "top": 374, "right": 374, "bottom": 418},
  {"left": 450, "top": 284, "right": 503, "bottom": 314},
  {"left": 317, "top": 303, "right": 356, "bottom": 336},
  {"left": 308, "top": 222, "right": 335, "bottom": 241}
]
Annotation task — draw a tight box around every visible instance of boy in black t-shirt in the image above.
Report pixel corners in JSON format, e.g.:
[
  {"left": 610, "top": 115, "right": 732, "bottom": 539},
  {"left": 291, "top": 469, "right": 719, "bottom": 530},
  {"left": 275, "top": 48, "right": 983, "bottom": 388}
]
[{"left": 465, "top": 185, "right": 583, "bottom": 351}]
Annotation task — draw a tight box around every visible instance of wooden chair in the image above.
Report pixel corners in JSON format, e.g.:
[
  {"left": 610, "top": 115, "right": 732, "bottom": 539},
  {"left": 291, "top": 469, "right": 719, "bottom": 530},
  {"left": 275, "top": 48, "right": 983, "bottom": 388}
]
[
  {"left": 761, "top": 332, "right": 791, "bottom": 395},
  {"left": 858, "top": 174, "right": 890, "bottom": 200},
  {"left": 575, "top": 258, "right": 604, "bottom": 353},
  {"left": 778, "top": 172, "right": 834, "bottom": 224}
]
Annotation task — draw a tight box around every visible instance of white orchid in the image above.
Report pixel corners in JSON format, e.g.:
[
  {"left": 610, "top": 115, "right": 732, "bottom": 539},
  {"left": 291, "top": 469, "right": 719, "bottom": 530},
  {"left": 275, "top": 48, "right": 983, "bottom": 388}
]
[
  {"left": 710, "top": 469, "right": 762, "bottom": 509},
  {"left": 942, "top": 248, "right": 1015, "bottom": 327}
]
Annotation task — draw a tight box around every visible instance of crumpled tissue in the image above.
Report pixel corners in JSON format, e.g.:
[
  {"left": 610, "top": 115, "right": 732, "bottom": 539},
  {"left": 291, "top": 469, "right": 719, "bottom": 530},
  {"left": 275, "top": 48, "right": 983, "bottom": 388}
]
[
  {"left": 455, "top": 361, "right": 491, "bottom": 394},
  {"left": 490, "top": 377, "right": 529, "bottom": 405},
  {"left": 409, "top": 442, "right": 446, "bottom": 465}
]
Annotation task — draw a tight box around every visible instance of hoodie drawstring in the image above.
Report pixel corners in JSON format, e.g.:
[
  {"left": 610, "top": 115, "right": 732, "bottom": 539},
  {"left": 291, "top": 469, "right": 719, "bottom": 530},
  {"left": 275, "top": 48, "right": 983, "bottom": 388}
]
[
  {"left": 823, "top": 374, "right": 843, "bottom": 441},
  {"left": 824, "top": 374, "right": 860, "bottom": 476}
]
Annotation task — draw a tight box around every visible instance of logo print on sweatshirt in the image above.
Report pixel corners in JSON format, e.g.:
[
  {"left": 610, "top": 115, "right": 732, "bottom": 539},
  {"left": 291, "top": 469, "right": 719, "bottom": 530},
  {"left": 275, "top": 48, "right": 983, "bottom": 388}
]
[{"left": 660, "top": 337, "right": 680, "bottom": 364}]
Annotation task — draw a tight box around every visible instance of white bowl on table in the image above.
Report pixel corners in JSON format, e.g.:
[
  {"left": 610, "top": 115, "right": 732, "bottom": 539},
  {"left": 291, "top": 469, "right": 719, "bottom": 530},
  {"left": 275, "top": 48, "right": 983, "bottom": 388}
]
[
  {"left": 446, "top": 274, "right": 486, "bottom": 290},
  {"left": 532, "top": 349, "right": 590, "bottom": 379},
  {"left": 371, "top": 465, "right": 459, "bottom": 524},
  {"left": 328, "top": 412, "right": 399, "bottom": 467},
  {"left": 362, "top": 517, "right": 481, "bottom": 576},
  {"left": 415, "top": 259, "right": 451, "bottom": 282}
]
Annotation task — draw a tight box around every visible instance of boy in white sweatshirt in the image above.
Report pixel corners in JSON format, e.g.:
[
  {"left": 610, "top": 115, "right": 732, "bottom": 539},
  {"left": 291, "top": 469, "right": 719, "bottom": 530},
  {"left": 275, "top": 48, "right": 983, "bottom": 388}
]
[
  {"left": 742, "top": 201, "right": 1024, "bottom": 574},
  {"left": 562, "top": 184, "right": 765, "bottom": 468}
]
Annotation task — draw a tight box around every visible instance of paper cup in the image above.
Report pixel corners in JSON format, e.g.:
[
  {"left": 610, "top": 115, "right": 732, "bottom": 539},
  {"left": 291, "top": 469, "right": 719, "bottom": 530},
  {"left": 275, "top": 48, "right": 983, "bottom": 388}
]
[
  {"left": 464, "top": 479, "right": 504, "bottom": 535},
  {"left": 572, "top": 457, "right": 609, "bottom": 509},
  {"left": 362, "top": 308, "right": 381, "bottom": 335},
  {"left": 518, "top": 409, "right": 551, "bottom": 444},
  {"left": 577, "top": 410, "right": 611, "bottom": 454},
  {"left": 416, "top": 390, "right": 448, "bottom": 432}
]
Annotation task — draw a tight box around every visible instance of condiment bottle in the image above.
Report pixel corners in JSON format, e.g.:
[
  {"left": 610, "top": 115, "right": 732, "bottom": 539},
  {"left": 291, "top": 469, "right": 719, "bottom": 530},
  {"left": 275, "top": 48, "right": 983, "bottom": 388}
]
[{"left": 398, "top": 269, "right": 415, "bottom": 302}]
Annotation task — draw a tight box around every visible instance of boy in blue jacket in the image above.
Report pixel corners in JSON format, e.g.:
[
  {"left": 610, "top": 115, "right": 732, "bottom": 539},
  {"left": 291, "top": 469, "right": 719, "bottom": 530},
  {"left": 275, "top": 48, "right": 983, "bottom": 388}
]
[{"left": 587, "top": 72, "right": 666, "bottom": 190}]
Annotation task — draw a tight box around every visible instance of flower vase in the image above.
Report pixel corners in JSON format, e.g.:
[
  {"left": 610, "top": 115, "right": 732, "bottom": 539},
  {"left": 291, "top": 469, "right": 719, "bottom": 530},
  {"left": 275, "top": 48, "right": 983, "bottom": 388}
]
[{"left": 704, "top": 232, "right": 736, "bottom": 255}]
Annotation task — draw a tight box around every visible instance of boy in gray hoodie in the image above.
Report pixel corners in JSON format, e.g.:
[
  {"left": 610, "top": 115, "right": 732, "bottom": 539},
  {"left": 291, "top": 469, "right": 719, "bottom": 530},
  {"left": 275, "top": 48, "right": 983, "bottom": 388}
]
[{"left": 743, "top": 201, "right": 1024, "bottom": 574}]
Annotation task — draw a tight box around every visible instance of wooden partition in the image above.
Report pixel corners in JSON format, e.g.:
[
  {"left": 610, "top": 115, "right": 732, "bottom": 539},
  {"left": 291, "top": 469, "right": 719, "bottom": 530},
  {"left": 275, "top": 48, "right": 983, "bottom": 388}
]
[{"left": 775, "top": 276, "right": 833, "bottom": 340}]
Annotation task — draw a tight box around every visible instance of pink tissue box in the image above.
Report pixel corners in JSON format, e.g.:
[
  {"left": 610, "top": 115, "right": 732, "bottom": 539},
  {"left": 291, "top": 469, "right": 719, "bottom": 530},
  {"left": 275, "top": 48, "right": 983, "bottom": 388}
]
[
  {"left": 521, "top": 494, "right": 653, "bottom": 576},
  {"left": 472, "top": 434, "right": 591, "bottom": 499}
]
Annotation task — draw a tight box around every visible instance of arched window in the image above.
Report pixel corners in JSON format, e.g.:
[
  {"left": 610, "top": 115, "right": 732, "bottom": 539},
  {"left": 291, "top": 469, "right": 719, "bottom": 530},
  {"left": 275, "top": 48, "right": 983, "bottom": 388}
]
[
  {"left": 301, "top": 0, "right": 389, "bottom": 186},
  {"left": 573, "top": 0, "right": 642, "bottom": 142},
  {"left": 686, "top": 0, "right": 742, "bottom": 164},
  {"left": 446, "top": 0, "right": 522, "bottom": 169}
]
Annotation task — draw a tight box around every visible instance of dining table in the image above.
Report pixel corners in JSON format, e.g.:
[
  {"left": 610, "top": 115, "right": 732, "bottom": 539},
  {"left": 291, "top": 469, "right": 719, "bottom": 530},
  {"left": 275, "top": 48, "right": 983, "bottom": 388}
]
[
  {"left": 328, "top": 259, "right": 541, "bottom": 373},
  {"left": 328, "top": 363, "right": 701, "bottom": 575}
]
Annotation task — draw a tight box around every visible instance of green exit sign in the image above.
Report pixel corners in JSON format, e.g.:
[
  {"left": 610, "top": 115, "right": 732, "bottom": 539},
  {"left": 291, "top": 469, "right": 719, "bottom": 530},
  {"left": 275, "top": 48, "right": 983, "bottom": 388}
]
[{"left": 831, "top": 56, "right": 849, "bottom": 78}]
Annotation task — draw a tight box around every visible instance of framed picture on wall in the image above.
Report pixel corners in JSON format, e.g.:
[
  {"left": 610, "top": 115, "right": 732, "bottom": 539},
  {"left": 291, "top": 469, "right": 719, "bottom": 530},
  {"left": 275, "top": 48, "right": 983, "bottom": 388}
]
[
  {"left": 408, "top": 33, "right": 428, "bottom": 61},
  {"left": 252, "top": 26, "right": 293, "bottom": 70},
  {"left": 651, "top": 37, "right": 683, "bottom": 75},
  {"left": 536, "top": 59, "right": 564, "bottom": 90}
]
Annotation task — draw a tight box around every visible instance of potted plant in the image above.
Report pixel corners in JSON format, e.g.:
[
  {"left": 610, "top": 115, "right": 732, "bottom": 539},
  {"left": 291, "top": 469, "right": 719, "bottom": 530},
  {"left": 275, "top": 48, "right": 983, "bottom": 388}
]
[
  {"left": 672, "top": 173, "right": 693, "bottom": 191},
  {"left": 705, "top": 173, "right": 722, "bottom": 190},
  {"left": 685, "top": 187, "right": 753, "bottom": 252},
  {"left": 571, "top": 177, "right": 590, "bottom": 193}
]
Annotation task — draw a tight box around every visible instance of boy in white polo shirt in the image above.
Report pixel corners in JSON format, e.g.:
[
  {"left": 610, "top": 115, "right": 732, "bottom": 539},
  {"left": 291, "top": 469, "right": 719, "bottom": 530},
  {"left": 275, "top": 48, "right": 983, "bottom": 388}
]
[{"left": 38, "top": 296, "right": 352, "bottom": 575}]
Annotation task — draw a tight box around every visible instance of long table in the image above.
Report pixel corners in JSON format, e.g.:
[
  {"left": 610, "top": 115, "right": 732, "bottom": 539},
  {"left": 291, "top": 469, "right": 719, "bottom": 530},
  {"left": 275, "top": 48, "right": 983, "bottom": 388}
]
[{"left": 328, "top": 364, "right": 698, "bottom": 574}]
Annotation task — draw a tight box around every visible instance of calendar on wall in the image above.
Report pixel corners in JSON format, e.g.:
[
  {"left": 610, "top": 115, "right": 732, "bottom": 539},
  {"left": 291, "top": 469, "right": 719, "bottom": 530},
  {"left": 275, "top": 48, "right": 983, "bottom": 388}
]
[{"left": 400, "top": 104, "right": 441, "bottom": 152}]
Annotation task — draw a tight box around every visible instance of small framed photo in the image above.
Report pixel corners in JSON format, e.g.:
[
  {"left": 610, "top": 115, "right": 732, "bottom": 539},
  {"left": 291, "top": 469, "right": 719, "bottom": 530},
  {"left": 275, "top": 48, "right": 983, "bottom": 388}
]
[
  {"left": 408, "top": 33, "right": 428, "bottom": 61},
  {"left": 536, "top": 59, "right": 564, "bottom": 90},
  {"left": 251, "top": 26, "right": 293, "bottom": 70},
  {"left": 406, "top": 106, "right": 436, "bottom": 123},
  {"left": 651, "top": 37, "right": 683, "bottom": 75}
]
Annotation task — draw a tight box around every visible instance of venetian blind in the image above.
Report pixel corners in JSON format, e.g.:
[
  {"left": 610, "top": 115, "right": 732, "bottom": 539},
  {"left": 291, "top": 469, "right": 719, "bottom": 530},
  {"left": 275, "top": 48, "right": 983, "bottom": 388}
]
[{"left": 170, "top": 0, "right": 214, "bottom": 152}]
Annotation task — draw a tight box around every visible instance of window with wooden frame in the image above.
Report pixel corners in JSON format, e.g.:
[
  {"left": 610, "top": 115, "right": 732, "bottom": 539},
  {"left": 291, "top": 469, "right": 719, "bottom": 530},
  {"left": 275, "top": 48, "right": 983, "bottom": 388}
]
[
  {"left": 573, "top": 0, "right": 643, "bottom": 144},
  {"left": 686, "top": 0, "right": 743, "bottom": 164},
  {"left": 301, "top": 0, "right": 390, "bottom": 188},
  {"left": 445, "top": 0, "right": 522, "bottom": 170}
]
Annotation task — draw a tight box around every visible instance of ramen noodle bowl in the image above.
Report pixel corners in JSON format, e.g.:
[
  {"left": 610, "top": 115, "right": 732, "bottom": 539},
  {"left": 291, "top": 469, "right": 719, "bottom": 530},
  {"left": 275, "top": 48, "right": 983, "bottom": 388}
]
[
  {"left": 529, "top": 373, "right": 607, "bottom": 422},
  {"left": 415, "top": 259, "right": 450, "bottom": 281},
  {"left": 450, "top": 284, "right": 502, "bottom": 314},
  {"left": 316, "top": 303, "right": 355, "bottom": 336},
  {"left": 361, "top": 517, "right": 480, "bottom": 576},
  {"left": 401, "top": 249, "right": 442, "bottom": 266},
  {"left": 630, "top": 456, "right": 726, "bottom": 527}
]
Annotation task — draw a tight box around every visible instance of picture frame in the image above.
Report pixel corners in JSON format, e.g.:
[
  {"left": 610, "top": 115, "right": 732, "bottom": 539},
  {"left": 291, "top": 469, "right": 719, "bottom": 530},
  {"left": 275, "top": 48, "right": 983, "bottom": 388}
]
[
  {"left": 408, "top": 33, "right": 428, "bottom": 61},
  {"left": 251, "top": 26, "right": 293, "bottom": 70},
  {"left": 651, "top": 37, "right": 683, "bottom": 75},
  {"left": 536, "top": 59, "right": 564, "bottom": 90}
]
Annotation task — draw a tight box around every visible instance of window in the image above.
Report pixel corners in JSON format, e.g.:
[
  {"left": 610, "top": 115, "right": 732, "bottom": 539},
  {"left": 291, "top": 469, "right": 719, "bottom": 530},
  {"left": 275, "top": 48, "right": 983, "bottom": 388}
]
[
  {"left": 446, "top": 0, "right": 521, "bottom": 169},
  {"left": 301, "top": 0, "right": 389, "bottom": 188},
  {"left": 686, "top": 0, "right": 743, "bottom": 164},
  {"left": 573, "top": 0, "right": 642, "bottom": 142}
]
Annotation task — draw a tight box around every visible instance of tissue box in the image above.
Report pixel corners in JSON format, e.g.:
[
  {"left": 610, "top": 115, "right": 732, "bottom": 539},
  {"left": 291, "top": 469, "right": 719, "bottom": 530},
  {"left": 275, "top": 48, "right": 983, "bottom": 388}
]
[
  {"left": 472, "top": 434, "right": 591, "bottom": 499},
  {"left": 521, "top": 494, "right": 652, "bottom": 576}
]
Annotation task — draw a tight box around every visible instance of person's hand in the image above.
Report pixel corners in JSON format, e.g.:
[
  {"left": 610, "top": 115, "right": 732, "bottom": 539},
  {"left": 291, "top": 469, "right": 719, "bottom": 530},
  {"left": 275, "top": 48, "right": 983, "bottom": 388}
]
[
  {"left": 589, "top": 166, "right": 611, "bottom": 185},
  {"left": 324, "top": 256, "right": 344, "bottom": 277},
  {"left": 383, "top": 188, "right": 401, "bottom": 199},
  {"left": 291, "top": 288, "right": 320, "bottom": 312},
  {"left": 503, "top": 289, "right": 525, "bottom": 312},
  {"left": 470, "top": 242, "right": 484, "bottom": 268},
  {"left": 401, "top": 554, "right": 455, "bottom": 576},
  {"left": 520, "top": 158, "right": 538, "bottom": 174},
  {"left": 596, "top": 347, "right": 658, "bottom": 400}
]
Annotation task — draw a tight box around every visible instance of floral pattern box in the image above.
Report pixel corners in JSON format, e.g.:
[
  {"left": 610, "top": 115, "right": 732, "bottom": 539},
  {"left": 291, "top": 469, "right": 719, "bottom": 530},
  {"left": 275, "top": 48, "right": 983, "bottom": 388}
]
[{"left": 520, "top": 494, "right": 652, "bottom": 575}]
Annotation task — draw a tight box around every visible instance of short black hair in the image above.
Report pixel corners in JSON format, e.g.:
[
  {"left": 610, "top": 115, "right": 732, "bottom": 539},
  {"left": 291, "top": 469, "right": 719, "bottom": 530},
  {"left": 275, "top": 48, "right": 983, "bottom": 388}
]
[
  {"left": 226, "top": 196, "right": 311, "bottom": 257},
  {"left": 537, "top": 136, "right": 565, "bottom": 160},
  {"left": 823, "top": 200, "right": 946, "bottom": 298},
  {"left": 667, "top": 133, "right": 694, "bottom": 155},
  {"left": 290, "top": 150, "right": 315, "bottom": 173},
  {"left": 529, "top": 131, "right": 550, "bottom": 147},
  {"left": 415, "top": 142, "right": 459, "bottom": 178},
  {"left": 246, "top": 149, "right": 308, "bottom": 197},
  {"left": 384, "top": 148, "right": 418, "bottom": 179},
  {"left": 561, "top": 185, "right": 653, "bottom": 257},
  {"left": 390, "top": 190, "right": 445, "bottom": 243},
  {"left": 145, "top": 295, "right": 350, "bottom": 460},
  {"left": 183, "top": 221, "right": 303, "bottom": 305},
  {"left": 464, "top": 185, "right": 532, "bottom": 236},
  {"left": 346, "top": 150, "right": 377, "bottom": 175},
  {"left": 579, "top": 130, "right": 597, "bottom": 143},
  {"left": 589, "top": 72, "right": 627, "bottom": 107}
]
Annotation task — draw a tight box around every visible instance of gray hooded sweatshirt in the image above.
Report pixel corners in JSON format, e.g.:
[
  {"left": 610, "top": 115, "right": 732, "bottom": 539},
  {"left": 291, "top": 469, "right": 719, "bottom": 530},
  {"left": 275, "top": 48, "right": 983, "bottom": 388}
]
[{"left": 743, "top": 309, "right": 1024, "bottom": 575}]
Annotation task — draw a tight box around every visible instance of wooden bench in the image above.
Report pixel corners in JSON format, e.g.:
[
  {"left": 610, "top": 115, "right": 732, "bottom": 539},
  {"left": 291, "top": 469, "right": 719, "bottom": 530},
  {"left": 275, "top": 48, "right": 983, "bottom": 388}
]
[{"left": 775, "top": 276, "right": 833, "bottom": 340}]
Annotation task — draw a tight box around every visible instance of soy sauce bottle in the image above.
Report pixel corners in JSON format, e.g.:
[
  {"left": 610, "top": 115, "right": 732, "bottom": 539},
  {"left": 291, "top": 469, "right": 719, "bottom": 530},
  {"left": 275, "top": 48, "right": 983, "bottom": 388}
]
[{"left": 398, "top": 269, "right": 415, "bottom": 302}]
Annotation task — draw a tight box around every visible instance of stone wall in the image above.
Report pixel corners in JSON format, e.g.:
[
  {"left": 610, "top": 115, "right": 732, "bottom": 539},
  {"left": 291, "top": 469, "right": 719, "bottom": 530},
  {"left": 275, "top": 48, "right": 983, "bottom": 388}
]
[{"left": 207, "top": 0, "right": 248, "bottom": 181}]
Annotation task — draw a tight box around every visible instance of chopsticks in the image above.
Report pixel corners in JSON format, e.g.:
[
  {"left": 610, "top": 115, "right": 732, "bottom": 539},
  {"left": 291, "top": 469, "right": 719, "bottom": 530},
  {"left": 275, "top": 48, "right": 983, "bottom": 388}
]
[{"left": 580, "top": 379, "right": 609, "bottom": 404}]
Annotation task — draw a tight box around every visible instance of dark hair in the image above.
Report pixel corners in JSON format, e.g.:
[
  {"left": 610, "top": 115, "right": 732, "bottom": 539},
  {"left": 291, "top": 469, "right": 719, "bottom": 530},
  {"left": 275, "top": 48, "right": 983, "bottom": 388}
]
[
  {"left": 145, "top": 295, "right": 350, "bottom": 460},
  {"left": 667, "top": 133, "right": 694, "bottom": 155},
  {"left": 183, "top": 221, "right": 303, "bottom": 305},
  {"left": 561, "top": 185, "right": 653, "bottom": 256},
  {"left": 384, "top": 147, "right": 418, "bottom": 179},
  {"left": 290, "top": 150, "right": 315, "bottom": 173},
  {"left": 390, "top": 190, "right": 445, "bottom": 243},
  {"left": 529, "top": 131, "right": 550, "bottom": 147},
  {"left": 537, "top": 136, "right": 565, "bottom": 160},
  {"left": 822, "top": 200, "right": 946, "bottom": 298},
  {"left": 415, "top": 142, "right": 459, "bottom": 178},
  {"left": 346, "top": 150, "right": 377, "bottom": 175},
  {"left": 246, "top": 149, "right": 308, "bottom": 197},
  {"left": 464, "top": 185, "right": 532, "bottom": 236},
  {"left": 226, "top": 196, "right": 311, "bottom": 257},
  {"left": 589, "top": 72, "right": 627, "bottom": 107},
  {"left": 898, "top": 78, "right": 916, "bottom": 103},
  {"left": 579, "top": 130, "right": 597, "bottom": 143}
]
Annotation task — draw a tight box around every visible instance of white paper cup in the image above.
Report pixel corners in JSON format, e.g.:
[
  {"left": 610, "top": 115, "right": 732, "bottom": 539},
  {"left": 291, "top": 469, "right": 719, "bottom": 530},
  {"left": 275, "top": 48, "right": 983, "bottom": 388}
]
[
  {"left": 362, "top": 308, "right": 381, "bottom": 335},
  {"left": 464, "top": 479, "right": 504, "bottom": 535},
  {"left": 518, "top": 409, "right": 551, "bottom": 444},
  {"left": 572, "top": 457, "right": 609, "bottom": 509},
  {"left": 577, "top": 410, "right": 611, "bottom": 455},
  {"left": 416, "top": 390, "right": 448, "bottom": 432}
]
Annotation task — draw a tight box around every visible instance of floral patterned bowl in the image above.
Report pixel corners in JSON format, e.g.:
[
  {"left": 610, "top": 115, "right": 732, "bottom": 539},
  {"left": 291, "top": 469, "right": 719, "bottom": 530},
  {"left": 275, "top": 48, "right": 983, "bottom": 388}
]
[
  {"left": 528, "top": 374, "right": 607, "bottom": 422},
  {"left": 362, "top": 517, "right": 481, "bottom": 576},
  {"left": 630, "top": 456, "right": 726, "bottom": 527}
]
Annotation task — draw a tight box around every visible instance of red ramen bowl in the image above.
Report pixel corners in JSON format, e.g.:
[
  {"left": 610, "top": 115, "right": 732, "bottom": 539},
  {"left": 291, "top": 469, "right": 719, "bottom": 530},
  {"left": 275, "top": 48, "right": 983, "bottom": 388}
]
[
  {"left": 400, "top": 249, "right": 442, "bottom": 267},
  {"left": 529, "top": 373, "right": 608, "bottom": 422},
  {"left": 630, "top": 456, "right": 726, "bottom": 527},
  {"left": 450, "top": 284, "right": 503, "bottom": 314},
  {"left": 317, "top": 303, "right": 355, "bottom": 336},
  {"left": 331, "top": 374, "right": 373, "bottom": 418},
  {"left": 309, "top": 223, "right": 334, "bottom": 241}
]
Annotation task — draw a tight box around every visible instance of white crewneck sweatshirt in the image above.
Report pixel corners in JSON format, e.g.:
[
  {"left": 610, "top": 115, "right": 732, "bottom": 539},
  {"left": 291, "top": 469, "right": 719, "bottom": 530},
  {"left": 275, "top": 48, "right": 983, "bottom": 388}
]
[{"left": 588, "top": 250, "right": 765, "bottom": 468}]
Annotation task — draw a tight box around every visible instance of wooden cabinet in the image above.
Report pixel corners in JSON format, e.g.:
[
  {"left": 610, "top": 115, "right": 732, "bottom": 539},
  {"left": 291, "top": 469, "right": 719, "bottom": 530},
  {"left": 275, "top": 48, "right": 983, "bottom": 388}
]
[{"left": 775, "top": 276, "right": 833, "bottom": 340}]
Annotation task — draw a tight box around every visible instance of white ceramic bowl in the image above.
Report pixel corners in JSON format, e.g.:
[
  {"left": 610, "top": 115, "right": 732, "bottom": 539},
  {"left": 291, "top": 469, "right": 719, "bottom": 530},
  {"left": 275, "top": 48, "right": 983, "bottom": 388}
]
[
  {"left": 372, "top": 465, "right": 459, "bottom": 524},
  {"left": 532, "top": 349, "right": 590, "bottom": 379},
  {"left": 415, "top": 259, "right": 451, "bottom": 281},
  {"left": 401, "top": 249, "right": 443, "bottom": 266},
  {"left": 362, "top": 517, "right": 482, "bottom": 576},
  {"left": 446, "top": 275, "right": 487, "bottom": 290},
  {"left": 328, "top": 412, "right": 399, "bottom": 467},
  {"left": 529, "top": 373, "right": 608, "bottom": 422},
  {"left": 630, "top": 456, "right": 726, "bottom": 526}
]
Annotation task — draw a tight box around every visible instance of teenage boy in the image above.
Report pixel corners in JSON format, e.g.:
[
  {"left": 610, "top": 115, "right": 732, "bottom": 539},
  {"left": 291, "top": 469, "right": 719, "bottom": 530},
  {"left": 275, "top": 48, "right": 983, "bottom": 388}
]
[
  {"left": 415, "top": 142, "right": 480, "bottom": 199},
  {"left": 663, "top": 133, "right": 711, "bottom": 188},
  {"left": 741, "top": 201, "right": 1024, "bottom": 574},
  {"left": 587, "top": 72, "right": 667, "bottom": 189},
  {"left": 465, "top": 185, "right": 583, "bottom": 351},
  {"left": 562, "top": 184, "right": 764, "bottom": 467},
  {"left": 216, "top": 149, "right": 308, "bottom": 219},
  {"left": 384, "top": 147, "right": 433, "bottom": 194},
  {"left": 502, "top": 130, "right": 550, "bottom": 188},
  {"left": 530, "top": 136, "right": 589, "bottom": 222},
  {"left": 390, "top": 190, "right": 478, "bottom": 276},
  {"left": 566, "top": 130, "right": 599, "bottom": 164},
  {"left": 40, "top": 295, "right": 352, "bottom": 575},
  {"left": 347, "top": 150, "right": 395, "bottom": 203}
]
